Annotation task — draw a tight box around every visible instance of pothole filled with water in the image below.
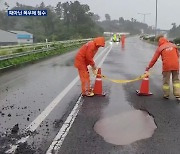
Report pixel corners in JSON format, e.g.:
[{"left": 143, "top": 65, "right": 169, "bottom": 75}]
[{"left": 94, "top": 110, "right": 157, "bottom": 145}]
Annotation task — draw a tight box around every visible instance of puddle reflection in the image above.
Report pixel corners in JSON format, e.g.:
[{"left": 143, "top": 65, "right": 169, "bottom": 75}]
[{"left": 94, "top": 110, "right": 157, "bottom": 145}]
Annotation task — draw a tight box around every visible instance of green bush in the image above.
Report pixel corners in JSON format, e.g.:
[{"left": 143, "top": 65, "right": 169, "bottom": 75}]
[
  {"left": 173, "top": 38, "right": 180, "bottom": 45},
  {"left": 15, "top": 48, "right": 23, "bottom": 53}
]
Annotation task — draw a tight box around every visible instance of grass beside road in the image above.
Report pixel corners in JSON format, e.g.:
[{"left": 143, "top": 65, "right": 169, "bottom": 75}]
[{"left": 0, "top": 43, "right": 84, "bottom": 70}]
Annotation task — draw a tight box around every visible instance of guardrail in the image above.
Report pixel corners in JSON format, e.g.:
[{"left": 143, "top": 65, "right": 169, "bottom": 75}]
[
  {"left": 0, "top": 38, "right": 92, "bottom": 50},
  {"left": 0, "top": 38, "right": 91, "bottom": 61},
  {"left": 0, "top": 47, "right": 55, "bottom": 61}
]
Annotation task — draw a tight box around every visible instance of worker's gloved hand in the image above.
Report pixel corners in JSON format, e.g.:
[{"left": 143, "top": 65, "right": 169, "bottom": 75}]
[
  {"left": 144, "top": 68, "right": 150, "bottom": 78},
  {"left": 92, "top": 65, "right": 97, "bottom": 75},
  {"left": 92, "top": 65, "right": 97, "bottom": 71}
]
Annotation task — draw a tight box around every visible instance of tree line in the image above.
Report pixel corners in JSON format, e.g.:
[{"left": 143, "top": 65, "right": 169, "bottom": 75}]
[
  {"left": 0, "top": 1, "right": 154, "bottom": 43},
  {"left": 97, "top": 15, "right": 154, "bottom": 35},
  {"left": 169, "top": 23, "right": 180, "bottom": 38}
]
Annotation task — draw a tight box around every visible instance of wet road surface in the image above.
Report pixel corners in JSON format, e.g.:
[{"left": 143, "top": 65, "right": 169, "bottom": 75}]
[
  {"left": 1, "top": 37, "right": 180, "bottom": 154},
  {"left": 0, "top": 44, "right": 111, "bottom": 153},
  {"left": 58, "top": 38, "right": 180, "bottom": 154}
]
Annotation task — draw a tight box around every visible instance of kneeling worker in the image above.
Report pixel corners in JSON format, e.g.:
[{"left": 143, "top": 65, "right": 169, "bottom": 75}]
[
  {"left": 145, "top": 36, "right": 180, "bottom": 100},
  {"left": 74, "top": 37, "right": 105, "bottom": 97}
]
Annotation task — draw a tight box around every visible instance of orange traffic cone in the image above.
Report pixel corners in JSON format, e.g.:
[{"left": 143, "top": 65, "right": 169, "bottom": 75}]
[
  {"left": 93, "top": 68, "right": 105, "bottom": 96},
  {"left": 136, "top": 72, "right": 152, "bottom": 96}
]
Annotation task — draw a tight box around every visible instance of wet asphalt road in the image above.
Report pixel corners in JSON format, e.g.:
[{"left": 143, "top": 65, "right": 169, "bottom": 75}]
[
  {"left": 0, "top": 44, "right": 110, "bottom": 153},
  {"left": 1, "top": 37, "right": 180, "bottom": 154},
  {"left": 0, "top": 49, "right": 80, "bottom": 153}
]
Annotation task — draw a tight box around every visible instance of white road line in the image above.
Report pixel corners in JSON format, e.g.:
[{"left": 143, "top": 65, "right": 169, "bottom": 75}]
[
  {"left": 46, "top": 45, "right": 113, "bottom": 154},
  {"left": 46, "top": 95, "right": 83, "bottom": 154},
  {"left": 5, "top": 44, "right": 111, "bottom": 154}
]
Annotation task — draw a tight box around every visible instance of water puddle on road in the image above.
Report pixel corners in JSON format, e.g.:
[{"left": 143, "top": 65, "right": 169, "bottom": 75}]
[{"left": 94, "top": 110, "right": 157, "bottom": 145}]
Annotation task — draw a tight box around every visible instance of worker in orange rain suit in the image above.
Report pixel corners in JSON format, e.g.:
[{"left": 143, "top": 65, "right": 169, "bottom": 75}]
[
  {"left": 74, "top": 37, "right": 105, "bottom": 97},
  {"left": 145, "top": 37, "right": 180, "bottom": 100},
  {"left": 121, "top": 34, "right": 125, "bottom": 47}
]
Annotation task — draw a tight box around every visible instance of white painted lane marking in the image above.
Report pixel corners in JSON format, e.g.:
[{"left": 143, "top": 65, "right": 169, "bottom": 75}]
[
  {"left": 5, "top": 45, "right": 111, "bottom": 154},
  {"left": 26, "top": 45, "right": 111, "bottom": 132},
  {"left": 46, "top": 96, "right": 83, "bottom": 154},
  {"left": 46, "top": 45, "right": 113, "bottom": 154}
]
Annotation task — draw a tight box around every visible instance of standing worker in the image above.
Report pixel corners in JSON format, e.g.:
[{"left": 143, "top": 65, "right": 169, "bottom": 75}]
[
  {"left": 145, "top": 37, "right": 180, "bottom": 100},
  {"left": 74, "top": 37, "right": 105, "bottom": 97},
  {"left": 121, "top": 34, "right": 125, "bottom": 48},
  {"left": 113, "top": 34, "right": 117, "bottom": 42}
]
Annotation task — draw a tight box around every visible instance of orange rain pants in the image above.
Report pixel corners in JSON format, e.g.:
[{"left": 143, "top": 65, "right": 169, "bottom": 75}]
[
  {"left": 121, "top": 35, "right": 125, "bottom": 47},
  {"left": 78, "top": 68, "right": 90, "bottom": 94}
]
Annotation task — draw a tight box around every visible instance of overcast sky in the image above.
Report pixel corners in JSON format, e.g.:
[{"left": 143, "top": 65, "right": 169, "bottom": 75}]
[{"left": 1, "top": 0, "right": 180, "bottom": 30}]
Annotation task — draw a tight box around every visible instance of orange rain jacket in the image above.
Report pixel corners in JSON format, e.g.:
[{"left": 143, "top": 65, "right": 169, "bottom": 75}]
[
  {"left": 74, "top": 37, "right": 105, "bottom": 70},
  {"left": 121, "top": 35, "right": 125, "bottom": 42},
  {"left": 147, "top": 37, "right": 179, "bottom": 72}
]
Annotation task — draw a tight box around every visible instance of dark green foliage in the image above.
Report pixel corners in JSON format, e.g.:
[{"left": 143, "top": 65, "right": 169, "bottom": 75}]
[
  {"left": 97, "top": 17, "right": 154, "bottom": 35},
  {"left": 0, "top": 1, "right": 103, "bottom": 42},
  {"left": 0, "top": 1, "right": 155, "bottom": 43},
  {"left": 173, "top": 38, "right": 180, "bottom": 44},
  {"left": 168, "top": 23, "right": 180, "bottom": 38}
]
